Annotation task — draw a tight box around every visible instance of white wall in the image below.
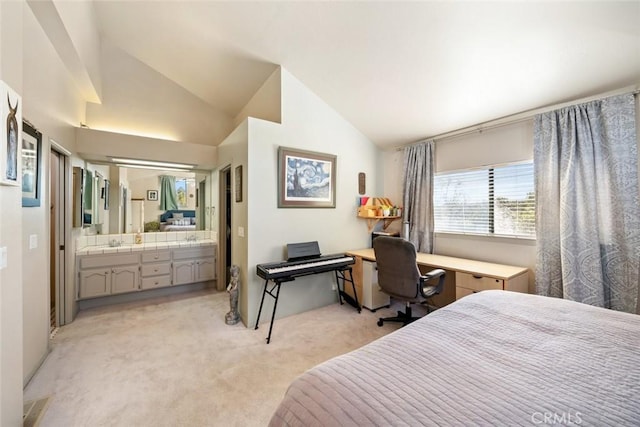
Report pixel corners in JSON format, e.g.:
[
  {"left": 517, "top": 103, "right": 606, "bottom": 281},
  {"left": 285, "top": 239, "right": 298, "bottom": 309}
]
[
  {"left": 52, "top": 0, "right": 102, "bottom": 102},
  {"left": 215, "top": 68, "right": 281, "bottom": 319},
  {"left": 76, "top": 128, "right": 218, "bottom": 170},
  {"left": 21, "top": 1, "right": 87, "bottom": 391},
  {"left": 233, "top": 68, "right": 282, "bottom": 128},
  {"left": 0, "top": 3, "right": 87, "bottom": 421},
  {"left": 243, "top": 68, "right": 381, "bottom": 327},
  {"left": 85, "top": 39, "right": 233, "bottom": 146},
  {"left": 215, "top": 121, "right": 249, "bottom": 308},
  {"left": 128, "top": 172, "right": 163, "bottom": 223},
  {"left": 0, "top": 2, "right": 24, "bottom": 425},
  {"left": 21, "top": 2, "right": 89, "bottom": 382}
]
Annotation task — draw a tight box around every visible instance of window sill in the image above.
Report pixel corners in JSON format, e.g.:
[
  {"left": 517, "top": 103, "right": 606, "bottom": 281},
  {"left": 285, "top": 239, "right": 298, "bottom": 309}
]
[{"left": 434, "top": 231, "right": 536, "bottom": 245}]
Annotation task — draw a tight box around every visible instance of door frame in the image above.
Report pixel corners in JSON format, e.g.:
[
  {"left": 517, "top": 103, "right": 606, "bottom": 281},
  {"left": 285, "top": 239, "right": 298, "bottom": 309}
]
[
  {"left": 198, "top": 179, "right": 206, "bottom": 230},
  {"left": 218, "top": 166, "right": 231, "bottom": 290},
  {"left": 49, "top": 141, "right": 74, "bottom": 326}
]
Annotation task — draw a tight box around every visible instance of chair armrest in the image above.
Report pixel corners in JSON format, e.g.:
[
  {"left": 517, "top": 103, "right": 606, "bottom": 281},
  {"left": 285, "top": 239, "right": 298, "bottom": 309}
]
[{"left": 419, "top": 268, "right": 446, "bottom": 298}]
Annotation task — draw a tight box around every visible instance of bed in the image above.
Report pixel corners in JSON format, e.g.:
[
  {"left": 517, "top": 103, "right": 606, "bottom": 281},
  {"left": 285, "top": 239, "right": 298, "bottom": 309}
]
[
  {"left": 269, "top": 291, "right": 640, "bottom": 426},
  {"left": 159, "top": 209, "right": 196, "bottom": 231}
]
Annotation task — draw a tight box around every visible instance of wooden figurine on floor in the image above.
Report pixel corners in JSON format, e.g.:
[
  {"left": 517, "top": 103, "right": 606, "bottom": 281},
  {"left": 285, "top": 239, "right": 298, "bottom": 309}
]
[{"left": 225, "top": 265, "right": 240, "bottom": 325}]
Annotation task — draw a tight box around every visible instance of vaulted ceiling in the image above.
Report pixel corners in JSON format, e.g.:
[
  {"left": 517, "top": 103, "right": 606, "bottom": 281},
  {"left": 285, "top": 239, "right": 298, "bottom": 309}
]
[{"left": 48, "top": 1, "right": 640, "bottom": 148}]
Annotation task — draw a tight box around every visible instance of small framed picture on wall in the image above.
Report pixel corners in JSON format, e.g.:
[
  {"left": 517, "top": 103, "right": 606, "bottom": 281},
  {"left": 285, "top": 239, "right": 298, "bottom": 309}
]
[
  {"left": 147, "top": 190, "right": 158, "bottom": 201},
  {"left": 235, "top": 165, "right": 242, "bottom": 203}
]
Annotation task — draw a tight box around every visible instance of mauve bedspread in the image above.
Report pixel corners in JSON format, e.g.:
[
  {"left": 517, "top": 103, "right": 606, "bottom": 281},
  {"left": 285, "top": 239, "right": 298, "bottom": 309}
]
[{"left": 269, "top": 291, "right": 640, "bottom": 426}]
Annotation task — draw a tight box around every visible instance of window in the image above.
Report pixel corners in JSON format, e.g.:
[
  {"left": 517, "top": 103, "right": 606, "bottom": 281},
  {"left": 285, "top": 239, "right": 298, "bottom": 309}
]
[
  {"left": 434, "top": 162, "right": 535, "bottom": 238},
  {"left": 175, "top": 178, "right": 195, "bottom": 208}
]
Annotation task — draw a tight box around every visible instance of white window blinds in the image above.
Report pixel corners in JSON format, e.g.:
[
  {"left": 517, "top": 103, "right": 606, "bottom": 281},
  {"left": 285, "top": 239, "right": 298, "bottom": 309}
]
[{"left": 434, "top": 162, "right": 535, "bottom": 238}]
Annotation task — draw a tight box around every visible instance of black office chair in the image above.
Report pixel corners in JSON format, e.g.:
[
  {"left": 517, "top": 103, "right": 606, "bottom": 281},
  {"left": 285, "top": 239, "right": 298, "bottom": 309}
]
[{"left": 373, "top": 236, "right": 445, "bottom": 327}]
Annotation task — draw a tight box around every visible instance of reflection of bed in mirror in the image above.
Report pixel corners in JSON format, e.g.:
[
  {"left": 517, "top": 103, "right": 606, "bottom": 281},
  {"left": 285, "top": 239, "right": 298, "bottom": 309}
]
[{"left": 159, "top": 209, "right": 196, "bottom": 231}]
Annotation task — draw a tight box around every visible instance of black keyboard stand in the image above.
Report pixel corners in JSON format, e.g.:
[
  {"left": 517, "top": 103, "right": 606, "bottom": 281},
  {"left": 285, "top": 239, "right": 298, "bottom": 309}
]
[
  {"left": 255, "top": 267, "right": 360, "bottom": 344},
  {"left": 254, "top": 277, "right": 292, "bottom": 344},
  {"left": 335, "top": 267, "right": 361, "bottom": 312}
]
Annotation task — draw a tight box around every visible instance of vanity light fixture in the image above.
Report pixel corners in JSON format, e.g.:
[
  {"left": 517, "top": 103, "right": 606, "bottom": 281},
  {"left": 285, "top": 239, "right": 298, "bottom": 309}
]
[
  {"left": 114, "top": 164, "right": 194, "bottom": 173},
  {"left": 109, "top": 157, "right": 195, "bottom": 170}
]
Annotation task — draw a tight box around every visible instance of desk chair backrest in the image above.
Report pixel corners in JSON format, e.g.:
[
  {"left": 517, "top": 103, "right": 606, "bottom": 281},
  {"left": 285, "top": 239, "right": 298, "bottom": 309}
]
[{"left": 373, "top": 236, "right": 422, "bottom": 301}]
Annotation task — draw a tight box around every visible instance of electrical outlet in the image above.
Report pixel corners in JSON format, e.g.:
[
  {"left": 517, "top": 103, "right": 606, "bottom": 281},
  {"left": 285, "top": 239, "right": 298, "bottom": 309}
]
[
  {"left": 29, "top": 234, "right": 38, "bottom": 249},
  {"left": 238, "top": 226, "right": 245, "bottom": 238}
]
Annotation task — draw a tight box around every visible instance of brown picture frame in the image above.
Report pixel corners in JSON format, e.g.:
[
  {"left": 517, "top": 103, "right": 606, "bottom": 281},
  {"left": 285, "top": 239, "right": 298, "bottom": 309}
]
[
  {"left": 235, "top": 165, "right": 242, "bottom": 203},
  {"left": 21, "top": 121, "right": 42, "bottom": 207},
  {"left": 277, "top": 146, "right": 336, "bottom": 208}
]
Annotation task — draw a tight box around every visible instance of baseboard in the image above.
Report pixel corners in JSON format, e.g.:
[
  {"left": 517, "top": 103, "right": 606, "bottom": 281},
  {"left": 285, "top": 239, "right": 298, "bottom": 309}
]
[
  {"left": 23, "top": 396, "right": 51, "bottom": 427},
  {"left": 77, "top": 281, "right": 216, "bottom": 311},
  {"left": 23, "top": 347, "right": 52, "bottom": 389}
]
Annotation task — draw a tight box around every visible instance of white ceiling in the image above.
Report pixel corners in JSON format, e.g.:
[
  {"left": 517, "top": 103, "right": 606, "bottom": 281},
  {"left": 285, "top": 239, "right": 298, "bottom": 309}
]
[{"left": 91, "top": 1, "right": 640, "bottom": 149}]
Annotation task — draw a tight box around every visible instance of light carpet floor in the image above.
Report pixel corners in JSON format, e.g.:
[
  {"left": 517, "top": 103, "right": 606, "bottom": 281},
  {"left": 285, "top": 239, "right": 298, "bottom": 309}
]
[{"left": 23, "top": 289, "right": 407, "bottom": 426}]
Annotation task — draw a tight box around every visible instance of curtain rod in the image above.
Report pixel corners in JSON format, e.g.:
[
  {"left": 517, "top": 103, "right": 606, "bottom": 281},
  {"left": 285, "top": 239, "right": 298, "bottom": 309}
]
[{"left": 395, "top": 85, "right": 640, "bottom": 151}]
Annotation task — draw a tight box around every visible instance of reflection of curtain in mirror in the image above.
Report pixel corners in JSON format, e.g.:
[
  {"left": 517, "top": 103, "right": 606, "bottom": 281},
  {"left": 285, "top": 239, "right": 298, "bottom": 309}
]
[
  {"left": 160, "top": 175, "right": 178, "bottom": 210},
  {"left": 84, "top": 170, "right": 93, "bottom": 210}
]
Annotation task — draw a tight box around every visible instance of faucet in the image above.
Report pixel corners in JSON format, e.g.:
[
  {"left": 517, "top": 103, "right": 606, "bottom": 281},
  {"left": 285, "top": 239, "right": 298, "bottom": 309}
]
[
  {"left": 186, "top": 235, "right": 197, "bottom": 242},
  {"left": 109, "top": 239, "right": 122, "bottom": 247}
]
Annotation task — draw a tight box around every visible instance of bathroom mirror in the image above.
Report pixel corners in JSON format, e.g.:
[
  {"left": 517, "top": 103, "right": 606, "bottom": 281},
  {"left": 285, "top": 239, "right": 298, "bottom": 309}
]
[
  {"left": 83, "top": 166, "right": 107, "bottom": 228},
  {"left": 72, "top": 166, "right": 84, "bottom": 228},
  {"left": 82, "top": 161, "right": 211, "bottom": 234},
  {"left": 125, "top": 168, "right": 201, "bottom": 233}
]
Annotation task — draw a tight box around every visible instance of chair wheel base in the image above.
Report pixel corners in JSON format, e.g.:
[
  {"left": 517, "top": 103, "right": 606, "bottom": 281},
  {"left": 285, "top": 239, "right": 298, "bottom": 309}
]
[{"left": 377, "top": 310, "right": 420, "bottom": 327}]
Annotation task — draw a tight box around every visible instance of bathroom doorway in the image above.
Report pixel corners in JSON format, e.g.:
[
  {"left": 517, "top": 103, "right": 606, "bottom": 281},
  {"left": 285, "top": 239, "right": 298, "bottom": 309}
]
[
  {"left": 218, "top": 166, "right": 232, "bottom": 288},
  {"left": 49, "top": 148, "right": 68, "bottom": 330}
]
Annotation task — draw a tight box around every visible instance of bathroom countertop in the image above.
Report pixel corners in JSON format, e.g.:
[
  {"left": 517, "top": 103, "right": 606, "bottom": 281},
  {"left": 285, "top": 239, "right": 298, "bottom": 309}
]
[{"left": 76, "top": 239, "right": 217, "bottom": 256}]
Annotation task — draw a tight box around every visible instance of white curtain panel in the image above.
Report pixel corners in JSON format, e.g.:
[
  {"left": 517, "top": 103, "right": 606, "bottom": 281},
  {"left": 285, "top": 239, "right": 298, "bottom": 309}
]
[
  {"left": 534, "top": 93, "right": 639, "bottom": 314},
  {"left": 402, "top": 140, "right": 434, "bottom": 253}
]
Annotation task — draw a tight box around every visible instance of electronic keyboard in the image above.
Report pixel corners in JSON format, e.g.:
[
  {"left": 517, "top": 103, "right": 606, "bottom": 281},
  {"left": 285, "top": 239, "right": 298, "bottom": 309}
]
[{"left": 256, "top": 253, "right": 355, "bottom": 280}]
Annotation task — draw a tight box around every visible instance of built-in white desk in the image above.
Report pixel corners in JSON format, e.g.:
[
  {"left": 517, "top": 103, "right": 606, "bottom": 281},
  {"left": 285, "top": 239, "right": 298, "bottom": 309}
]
[{"left": 345, "top": 248, "right": 529, "bottom": 307}]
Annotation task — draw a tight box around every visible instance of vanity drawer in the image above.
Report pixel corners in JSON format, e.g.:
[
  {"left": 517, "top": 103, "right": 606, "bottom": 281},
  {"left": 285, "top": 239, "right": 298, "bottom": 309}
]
[
  {"left": 141, "top": 263, "right": 171, "bottom": 277},
  {"left": 141, "top": 275, "right": 172, "bottom": 290},
  {"left": 142, "top": 251, "right": 171, "bottom": 263},
  {"left": 173, "top": 246, "right": 215, "bottom": 260},
  {"left": 456, "top": 272, "right": 504, "bottom": 292},
  {"left": 79, "top": 253, "right": 140, "bottom": 269}
]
